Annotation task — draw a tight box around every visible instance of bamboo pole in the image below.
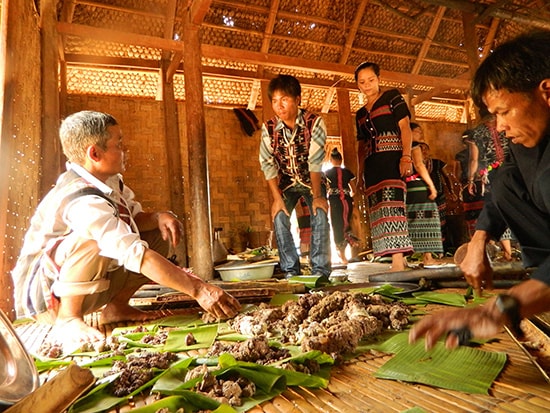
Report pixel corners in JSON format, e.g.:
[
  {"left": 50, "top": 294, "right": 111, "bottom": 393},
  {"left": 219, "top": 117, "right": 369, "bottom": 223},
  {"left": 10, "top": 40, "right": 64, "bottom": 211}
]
[{"left": 5, "top": 364, "right": 95, "bottom": 413}]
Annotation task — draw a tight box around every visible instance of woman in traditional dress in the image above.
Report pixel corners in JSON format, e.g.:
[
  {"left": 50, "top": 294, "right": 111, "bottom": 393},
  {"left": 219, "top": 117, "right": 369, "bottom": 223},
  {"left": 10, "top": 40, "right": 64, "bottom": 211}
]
[
  {"left": 354, "top": 62, "right": 414, "bottom": 272},
  {"left": 407, "top": 123, "right": 445, "bottom": 267},
  {"left": 466, "top": 114, "right": 514, "bottom": 261}
]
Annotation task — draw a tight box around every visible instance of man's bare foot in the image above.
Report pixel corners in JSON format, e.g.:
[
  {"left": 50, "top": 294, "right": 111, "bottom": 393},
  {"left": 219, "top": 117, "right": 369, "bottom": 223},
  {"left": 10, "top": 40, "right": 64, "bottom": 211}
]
[
  {"left": 100, "top": 303, "right": 164, "bottom": 325},
  {"left": 51, "top": 317, "right": 104, "bottom": 354}
]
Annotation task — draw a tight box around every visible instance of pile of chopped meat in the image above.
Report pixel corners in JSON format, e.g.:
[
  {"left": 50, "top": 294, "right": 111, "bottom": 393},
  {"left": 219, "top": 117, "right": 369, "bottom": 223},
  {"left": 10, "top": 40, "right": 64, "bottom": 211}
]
[
  {"left": 227, "top": 291, "right": 410, "bottom": 360},
  {"left": 104, "top": 350, "right": 179, "bottom": 396},
  {"left": 184, "top": 364, "right": 256, "bottom": 406},
  {"left": 208, "top": 335, "right": 291, "bottom": 365}
]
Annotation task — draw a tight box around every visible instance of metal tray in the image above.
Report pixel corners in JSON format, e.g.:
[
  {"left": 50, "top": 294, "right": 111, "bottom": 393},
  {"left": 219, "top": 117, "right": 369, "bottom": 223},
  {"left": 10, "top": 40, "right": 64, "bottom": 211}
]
[{"left": 0, "top": 310, "right": 40, "bottom": 406}]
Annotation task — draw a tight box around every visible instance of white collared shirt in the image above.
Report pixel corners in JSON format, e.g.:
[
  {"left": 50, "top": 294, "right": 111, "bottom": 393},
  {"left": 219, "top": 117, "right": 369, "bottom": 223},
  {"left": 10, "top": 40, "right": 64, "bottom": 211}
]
[{"left": 14, "top": 164, "right": 147, "bottom": 275}]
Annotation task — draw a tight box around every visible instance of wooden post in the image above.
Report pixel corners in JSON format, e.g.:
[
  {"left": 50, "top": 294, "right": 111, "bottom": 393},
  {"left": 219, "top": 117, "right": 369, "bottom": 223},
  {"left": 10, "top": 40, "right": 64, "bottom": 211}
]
[
  {"left": 260, "top": 79, "right": 275, "bottom": 216},
  {"left": 40, "top": 0, "right": 62, "bottom": 196},
  {"left": 161, "top": 59, "right": 188, "bottom": 266},
  {"left": 0, "top": 0, "right": 43, "bottom": 319},
  {"left": 0, "top": 0, "right": 15, "bottom": 318},
  {"left": 260, "top": 79, "right": 274, "bottom": 121},
  {"left": 337, "top": 88, "right": 370, "bottom": 253},
  {"left": 182, "top": 19, "right": 213, "bottom": 280}
]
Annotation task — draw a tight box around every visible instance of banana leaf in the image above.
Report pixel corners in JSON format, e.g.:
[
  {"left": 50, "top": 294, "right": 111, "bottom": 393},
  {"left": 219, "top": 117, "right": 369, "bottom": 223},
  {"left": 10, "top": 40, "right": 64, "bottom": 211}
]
[
  {"left": 216, "top": 353, "right": 329, "bottom": 389},
  {"left": 69, "top": 358, "right": 191, "bottom": 413},
  {"left": 372, "top": 332, "right": 507, "bottom": 394},
  {"left": 110, "top": 314, "right": 206, "bottom": 337},
  {"left": 287, "top": 274, "right": 330, "bottom": 288},
  {"left": 34, "top": 357, "right": 72, "bottom": 373},
  {"left": 408, "top": 291, "right": 467, "bottom": 307},
  {"left": 270, "top": 293, "right": 301, "bottom": 306},
  {"left": 115, "top": 331, "right": 162, "bottom": 348},
  {"left": 162, "top": 324, "right": 219, "bottom": 352},
  {"left": 123, "top": 395, "right": 211, "bottom": 413}
]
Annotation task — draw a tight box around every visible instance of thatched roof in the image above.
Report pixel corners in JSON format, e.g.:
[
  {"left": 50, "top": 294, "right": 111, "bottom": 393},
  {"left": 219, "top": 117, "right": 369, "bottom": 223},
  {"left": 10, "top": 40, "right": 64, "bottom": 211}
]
[{"left": 55, "top": 0, "right": 550, "bottom": 122}]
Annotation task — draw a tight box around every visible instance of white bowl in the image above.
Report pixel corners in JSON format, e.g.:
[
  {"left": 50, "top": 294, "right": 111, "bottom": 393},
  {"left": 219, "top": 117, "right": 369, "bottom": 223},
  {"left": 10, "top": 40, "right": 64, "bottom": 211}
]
[{"left": 215, "top": 260, "right": 277, "bottom": 282}]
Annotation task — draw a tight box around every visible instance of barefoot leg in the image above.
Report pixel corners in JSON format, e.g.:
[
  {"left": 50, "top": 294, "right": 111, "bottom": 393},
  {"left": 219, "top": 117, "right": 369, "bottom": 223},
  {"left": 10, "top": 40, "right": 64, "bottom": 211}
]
[
  {"left": 389, "top": 252, "right": 405, "bottom": 272},
  {"left": 100, "top": 281, "right": 162, "bottom": 325},
  {"left": 54, "top": 294, "right": 104, "bottom": 352}
]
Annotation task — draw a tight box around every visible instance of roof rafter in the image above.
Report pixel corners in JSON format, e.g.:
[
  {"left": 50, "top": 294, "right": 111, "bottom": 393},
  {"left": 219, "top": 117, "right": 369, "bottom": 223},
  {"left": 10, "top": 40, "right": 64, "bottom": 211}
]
[{"left": 57, "top": 22, "right": 470, "bottom": 91}]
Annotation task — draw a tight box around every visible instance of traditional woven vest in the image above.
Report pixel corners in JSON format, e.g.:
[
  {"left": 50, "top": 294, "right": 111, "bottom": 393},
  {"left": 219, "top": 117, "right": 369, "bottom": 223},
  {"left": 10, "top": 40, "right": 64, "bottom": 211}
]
[{"left": 266, "top": 109, "right": 319, "bottom": 191}]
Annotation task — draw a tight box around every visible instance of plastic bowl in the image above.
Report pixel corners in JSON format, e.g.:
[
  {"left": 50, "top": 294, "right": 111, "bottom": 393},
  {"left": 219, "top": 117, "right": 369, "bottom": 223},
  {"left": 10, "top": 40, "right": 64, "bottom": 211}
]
[{"left": 215, "top": 260, "right": 277, "bottom": 282}]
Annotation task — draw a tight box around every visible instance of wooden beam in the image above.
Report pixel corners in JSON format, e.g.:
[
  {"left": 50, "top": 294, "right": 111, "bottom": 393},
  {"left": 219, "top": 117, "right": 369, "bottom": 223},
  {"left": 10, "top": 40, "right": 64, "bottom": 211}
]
[
  {"left": 472, "top": 0, "right": 513, "bottom": 25},
  {"left": 162, "top": 0, "right": 179, "bottom": 83},
  {"left": 339, "top": 0, "right": 369, "bottom": 65},
  {"left": 480, "top": 17, "right": 500, "bottom": 60},
  {"left": 63, "top": 53, "right": 360, "bottom": 91},
  {"left": 166, "top": 50, "right": 183, "bottom": 82},
  {"left": 189, "top": 0, "right": 213, "bottom": 25},
  {"left": 57, "top": 23, "right": 470, "bottom": 91},
  {"left": 260, "top": 79, "right": 274, "bottom": 122},
  {"left": 411, "top": 6, "right": 445, "bottom": 75},
  {"left": 259, "top": 0, "right": 279, "bottom": 54},
  {"left": 247, "top": 79, "right": 261, "bottom": 110},
  {"left": 57, "top": 22, "right": 184, "bottom": 51},
  {"left": 201, "top": 44, "right": 470, "bottom": 90},
  {"left": 255, "top": 0, "right": 279, "bottom": 84},
  {"left": 321, "top": 88, "right": 337, "bottom": 113},
  {"left": 422, "top": 0, "right": 550, "bottom": 29},
  {"left": 76, "top": 0, "right": 164, "bottom": 18},
  {"left": 461, "top": 11, "right": 479, "bottom": 77}
]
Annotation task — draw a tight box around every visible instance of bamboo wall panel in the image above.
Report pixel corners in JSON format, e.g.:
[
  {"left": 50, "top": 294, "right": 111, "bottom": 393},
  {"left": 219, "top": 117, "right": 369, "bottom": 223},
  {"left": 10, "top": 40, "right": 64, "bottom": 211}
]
[{"left": 4, "top": 92, "right": 467, "bottom": 311}]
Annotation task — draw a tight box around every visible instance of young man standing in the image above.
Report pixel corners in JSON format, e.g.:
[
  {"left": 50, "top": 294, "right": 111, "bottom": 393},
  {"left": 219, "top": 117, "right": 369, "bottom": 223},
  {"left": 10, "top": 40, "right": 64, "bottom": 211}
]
[{"left": 259, "top": 75, "right": 331, "bottom": 277}]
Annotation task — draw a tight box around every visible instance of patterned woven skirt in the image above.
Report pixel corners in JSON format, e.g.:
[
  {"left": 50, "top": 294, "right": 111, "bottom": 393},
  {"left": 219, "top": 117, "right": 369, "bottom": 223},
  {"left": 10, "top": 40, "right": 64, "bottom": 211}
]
[
  {"left": 462, "top": 181, "right": 484, "bottom": 237},
  {"left": 406, "top": 179, "right": 444, "bottom": 254},
  {"left": 366, "top": 179, "right": 413, "bottom": 257}
]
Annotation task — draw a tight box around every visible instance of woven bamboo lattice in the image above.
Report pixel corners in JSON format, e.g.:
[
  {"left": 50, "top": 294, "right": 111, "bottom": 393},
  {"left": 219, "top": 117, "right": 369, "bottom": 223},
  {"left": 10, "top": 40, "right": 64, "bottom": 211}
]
[{"left": 52, "top": 0, "right": 550, "bottom": 122}]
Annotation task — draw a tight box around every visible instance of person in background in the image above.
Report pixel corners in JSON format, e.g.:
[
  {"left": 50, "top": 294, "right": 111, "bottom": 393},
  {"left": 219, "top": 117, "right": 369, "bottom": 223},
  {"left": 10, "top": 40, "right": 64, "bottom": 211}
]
[
  {"left": 420, "top": 143, "right": 458, "bottom": 252},
  {"left": 355, "top": 61, "right": 414, "bottom": 272},
  {"left": 465, "top": 112, "right": 515, "bottom": 262},
  {"left": 410, "top": 30, "right": 550, "bottom": 350},
  {"left": 259, "top": 74, "right": 331, "bottom": 278},
  {"left": 407, "top": 123, "right": 445, "bottom": 267},
  {"left": 325, "top": 148, "right": 358, "bottom": 265},
  {"left": 11, "top": 110, "right": 241, "bottom": 352}
]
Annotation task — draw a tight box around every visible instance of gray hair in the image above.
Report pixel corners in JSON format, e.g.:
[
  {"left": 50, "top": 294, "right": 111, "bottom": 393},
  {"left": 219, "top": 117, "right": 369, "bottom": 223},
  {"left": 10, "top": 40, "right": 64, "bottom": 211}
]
[{"left": 60, "top": 111, "right": 118, "bottom": 164}]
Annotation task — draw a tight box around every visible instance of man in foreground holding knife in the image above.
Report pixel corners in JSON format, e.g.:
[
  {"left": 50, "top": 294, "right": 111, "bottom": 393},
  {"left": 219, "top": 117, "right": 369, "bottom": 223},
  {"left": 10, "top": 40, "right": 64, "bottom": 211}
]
[{"left": 409, "top": 30, "right": 550, "bottom": 350}]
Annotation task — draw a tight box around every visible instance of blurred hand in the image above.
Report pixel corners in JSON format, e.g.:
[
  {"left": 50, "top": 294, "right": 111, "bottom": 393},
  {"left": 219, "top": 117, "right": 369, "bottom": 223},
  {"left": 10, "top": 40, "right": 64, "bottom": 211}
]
[
  {"left": 409, "top": 305, "right": 501, "bottom": 350},
  {"left": 157, "top": 212, "right": 184, "bottom": 247}
]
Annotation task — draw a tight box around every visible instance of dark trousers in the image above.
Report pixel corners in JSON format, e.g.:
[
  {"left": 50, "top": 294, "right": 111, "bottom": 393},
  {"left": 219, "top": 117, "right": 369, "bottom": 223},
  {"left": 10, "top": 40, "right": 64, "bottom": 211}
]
[{"left": 491, "top": 167, "right": 550, "bottom": 268}]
